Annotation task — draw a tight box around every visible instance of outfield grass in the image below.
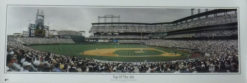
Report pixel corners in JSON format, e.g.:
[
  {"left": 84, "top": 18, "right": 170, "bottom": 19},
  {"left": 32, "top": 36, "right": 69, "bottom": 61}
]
[{"left": 28, "top": 43, "right": 191, "bottom": 62}]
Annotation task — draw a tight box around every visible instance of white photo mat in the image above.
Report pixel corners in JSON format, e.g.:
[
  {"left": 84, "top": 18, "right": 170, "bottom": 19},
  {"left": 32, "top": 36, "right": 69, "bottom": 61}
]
[{"left": 0, "top": 0, "right": 246, "bottom": 83}]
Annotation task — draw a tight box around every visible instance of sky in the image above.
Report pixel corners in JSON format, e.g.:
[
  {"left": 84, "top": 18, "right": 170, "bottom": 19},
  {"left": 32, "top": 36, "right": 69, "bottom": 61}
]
[{"left": 7, "top": 6, "right": 209, "bottom": 37}]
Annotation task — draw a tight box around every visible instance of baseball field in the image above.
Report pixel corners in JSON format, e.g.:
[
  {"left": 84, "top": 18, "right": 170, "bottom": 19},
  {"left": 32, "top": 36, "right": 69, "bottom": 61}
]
[{"left": 29, "top": 43, "right": 191, "bottom": 62}]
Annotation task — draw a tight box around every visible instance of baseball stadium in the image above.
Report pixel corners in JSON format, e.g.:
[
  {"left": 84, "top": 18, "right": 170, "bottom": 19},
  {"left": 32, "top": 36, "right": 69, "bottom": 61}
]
[{"left": 6, "top": 8, "right": 239, "bottom": 73}]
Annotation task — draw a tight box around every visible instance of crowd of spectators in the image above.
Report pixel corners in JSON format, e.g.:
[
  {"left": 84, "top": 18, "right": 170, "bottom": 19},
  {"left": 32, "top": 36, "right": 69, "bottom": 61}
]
[
  {"left": 165, "top": 30, "right": 238, "bottom": 39},
  {"left": 194, "top": 30, "right": 237, "bottom": 38},
  {"left": 7, "top": 38, "right": 238, "bottom": 73},
  {"left": 17, "top": 37, "right": 75, "bottom": 45},
  {"left": 145, "top": 39, "right": 238, "bottom": 58}
]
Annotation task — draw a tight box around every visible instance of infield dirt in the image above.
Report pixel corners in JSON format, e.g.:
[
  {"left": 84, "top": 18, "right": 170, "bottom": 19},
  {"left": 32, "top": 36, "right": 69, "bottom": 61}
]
[{"left": 82, "top": 48, "right": 180, "bottom": 57}]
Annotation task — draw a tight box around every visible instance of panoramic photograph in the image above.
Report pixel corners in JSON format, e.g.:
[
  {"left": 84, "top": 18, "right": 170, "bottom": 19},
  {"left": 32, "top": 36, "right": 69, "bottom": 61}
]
[{"left": 6, "top": 6, "right": 238, "bottom": 73}]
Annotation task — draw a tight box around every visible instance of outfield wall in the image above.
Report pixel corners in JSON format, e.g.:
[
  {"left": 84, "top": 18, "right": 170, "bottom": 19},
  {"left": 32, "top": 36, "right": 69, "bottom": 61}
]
[{"left": 118, "top": 40, "right": 142, "bottom": 44}]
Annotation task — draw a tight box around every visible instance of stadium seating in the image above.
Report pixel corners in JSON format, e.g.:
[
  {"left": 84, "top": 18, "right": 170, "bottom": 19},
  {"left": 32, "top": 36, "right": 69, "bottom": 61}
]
[{"left": 6, "top": 9, "right": 239, "bottom": 73}]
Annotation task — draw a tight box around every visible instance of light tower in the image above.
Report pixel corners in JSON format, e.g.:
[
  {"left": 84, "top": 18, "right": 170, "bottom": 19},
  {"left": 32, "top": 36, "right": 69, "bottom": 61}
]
[{"left": 98, "top": 15, "right": 120, "bottom": 23}]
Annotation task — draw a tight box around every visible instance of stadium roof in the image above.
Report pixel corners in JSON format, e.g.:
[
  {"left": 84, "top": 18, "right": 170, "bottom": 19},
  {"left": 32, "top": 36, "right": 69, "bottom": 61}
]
[
  {"left": 92, "top": 9, "right": 237, "bottom": 25},
  {"left": 172, "top": 9, "right": 237, "bottom": 23}
]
